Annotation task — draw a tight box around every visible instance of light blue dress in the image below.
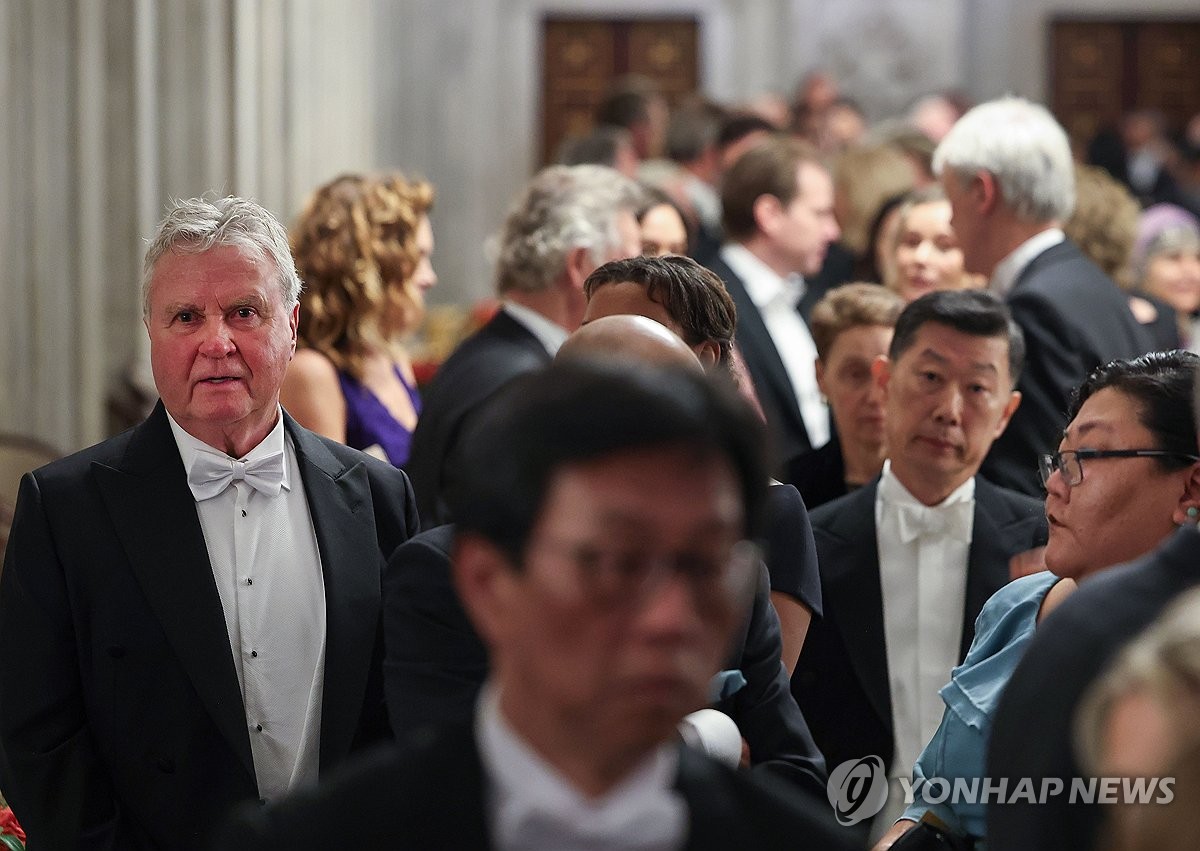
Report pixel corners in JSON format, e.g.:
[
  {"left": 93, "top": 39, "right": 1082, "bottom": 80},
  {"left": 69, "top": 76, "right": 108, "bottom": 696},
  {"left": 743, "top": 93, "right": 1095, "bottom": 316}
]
[{"left": 901, "top": 570, "right": 1061, "bottom": 841}]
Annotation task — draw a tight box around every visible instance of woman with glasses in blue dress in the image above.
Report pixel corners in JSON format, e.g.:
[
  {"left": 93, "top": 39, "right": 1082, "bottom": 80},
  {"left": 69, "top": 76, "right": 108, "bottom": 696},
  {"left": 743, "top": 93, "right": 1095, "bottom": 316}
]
[{"left": 875, "top": 350, "right": 1200, "bottom": 850}]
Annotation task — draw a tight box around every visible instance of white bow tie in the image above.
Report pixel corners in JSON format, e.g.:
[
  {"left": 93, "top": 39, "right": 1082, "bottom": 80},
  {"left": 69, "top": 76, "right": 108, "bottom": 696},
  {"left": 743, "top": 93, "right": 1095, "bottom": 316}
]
[
  {"left": 895, "top": 500, "right": 974, "bottom": 544},
  {"left": 186, "top": 449, "right": 285, "bottom": 501}
]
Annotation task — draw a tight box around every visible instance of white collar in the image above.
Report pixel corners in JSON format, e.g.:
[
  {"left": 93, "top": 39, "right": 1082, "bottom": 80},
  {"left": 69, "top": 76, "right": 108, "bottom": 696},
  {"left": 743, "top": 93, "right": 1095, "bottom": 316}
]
[
  {"left": 476, "top": 683, "right": 686, "bottom": 850},
  {"left": 989, "top": 228, "right": 1065, "bottom": 298},
  {"left": 719, "top": 243, "right": 806, "bottom": 310},
  {"left": 166, "top": 409, "right": 292, "bottom": 492},
  {"left": 877, "top": 459, "right": 975, "bottom": 510},
  {"left": 502, "top": 301, "right": 570, "bottom": 356}
]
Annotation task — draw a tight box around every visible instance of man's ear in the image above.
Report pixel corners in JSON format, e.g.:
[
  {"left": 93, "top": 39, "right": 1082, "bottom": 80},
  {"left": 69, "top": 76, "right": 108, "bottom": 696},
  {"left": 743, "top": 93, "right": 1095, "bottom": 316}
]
[
  {"left": 815, "top": 357, "right": 827, "bottom": 396},
  {"left": 973, "top": 171, "right": 999, "bottom": 217},
  {"left": 693, "top": 340, "right": 720, "bottom": 370},
  {"left": 563, "top": 246, "right": 595, "bottom": 293},
  {"left": 288, "top": 302, "right": 300, "bottom": 354},
  {"left": 751, "top": 194, "right": 783, "bottom": 238},
  {"left": 451, "top": 534, "right": 520, "bottom": 649},
  {"left": 993, "top": 390, "right": 1022, "bottom": 439}
]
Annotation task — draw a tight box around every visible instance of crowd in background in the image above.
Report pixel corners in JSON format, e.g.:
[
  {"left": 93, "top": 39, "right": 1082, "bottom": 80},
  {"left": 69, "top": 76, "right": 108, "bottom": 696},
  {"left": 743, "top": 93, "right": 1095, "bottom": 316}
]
[{"left": 2, "top": 65, "right": 1200, "bottom": 851}]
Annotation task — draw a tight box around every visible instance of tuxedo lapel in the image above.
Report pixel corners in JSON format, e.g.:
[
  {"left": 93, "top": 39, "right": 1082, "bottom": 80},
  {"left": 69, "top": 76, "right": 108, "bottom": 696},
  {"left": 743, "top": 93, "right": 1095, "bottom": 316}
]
[
  {"left": 961, "top": 478, "right": 1038, "bottom": 658},
  {"left": 707, "top": 255, "right": 807, "bottom": 441},
  {"left": 818, "top": 484, "right": 891, "bottom": 730},
  {"left": 91, "top": 404, "right": 255, "bottom": 780},
  {"left": 286, "top": 417, "right": 385, "bottom": 769}
]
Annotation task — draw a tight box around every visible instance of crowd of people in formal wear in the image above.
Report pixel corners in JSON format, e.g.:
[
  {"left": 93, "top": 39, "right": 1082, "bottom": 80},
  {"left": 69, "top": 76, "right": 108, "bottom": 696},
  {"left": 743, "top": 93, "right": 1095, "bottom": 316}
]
[{"left": 2, "top": 73, "right": 1200, "bottom": 851}]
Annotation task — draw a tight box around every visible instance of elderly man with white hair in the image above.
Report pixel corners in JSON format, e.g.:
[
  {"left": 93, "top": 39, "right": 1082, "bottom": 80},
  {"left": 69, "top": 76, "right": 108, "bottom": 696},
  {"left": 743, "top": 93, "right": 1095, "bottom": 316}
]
[
  {"left": 406, "top": 164, "right": 644, "bottom": 524},
  {"left": 934, "top": 96, "right": 1152, "bottom": 495}
]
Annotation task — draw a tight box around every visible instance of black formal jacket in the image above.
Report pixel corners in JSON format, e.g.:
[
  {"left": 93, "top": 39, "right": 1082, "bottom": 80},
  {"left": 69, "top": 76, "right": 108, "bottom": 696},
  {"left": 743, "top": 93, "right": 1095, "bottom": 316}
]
[
  {"left": 987, "top": 526, "right": 1200, "bottom": 851},
  {"left": 982, "top": 239, "right": 1153, "bottom": 495},
  {"left": 783, "top": 432, "right": 851, "bottom": 512},
  {"left": 382, "top": 524, "right": 829, "bottom": 798},
  {"left": 792, "top": 476, "right": 1046, "bottom": 778},
  {"left": 703, "top": 251, "right": 818, "bottom": 473},
  {"left": 0, "top": 404, "right": 419, "bottom": 850},
  {"left": 215, "top": 719, "right": 856, "bottom": 851},
  {"left": 406, "top": 309, "right": 553, "bottom": 525}
]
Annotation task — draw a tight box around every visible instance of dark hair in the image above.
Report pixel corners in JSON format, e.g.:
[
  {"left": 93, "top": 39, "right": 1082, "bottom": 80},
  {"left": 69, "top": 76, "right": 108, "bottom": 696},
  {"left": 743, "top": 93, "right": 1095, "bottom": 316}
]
[
  {"left": 716, "top": 113, "right": 777, "bottom": 152},
  {"left": 583, "top": 255, "right": 737, "bottom": 373},
  {"left": 556, "top": 125, "right": 632, "bottom": 169},
  {"left": 889, "top": 289, "right": 1026, "bottom": 384},
  {"left": 596, "top": 77, "right": 660, "bottom": 130},
  {"left": 449, "top": 359, "right": 768, "bottom": 563},
  {"left": 857, "top": 190, "right": 910, "bottom": 281},
  {"left": 1067, "top": 351, "right": 1200, "bottom": 471},
  {"left": 665, "top": 99, "right": 725, "bottom": 164},
  {"left": 721, "top": 135, "right": 822, "bottom": 241}
]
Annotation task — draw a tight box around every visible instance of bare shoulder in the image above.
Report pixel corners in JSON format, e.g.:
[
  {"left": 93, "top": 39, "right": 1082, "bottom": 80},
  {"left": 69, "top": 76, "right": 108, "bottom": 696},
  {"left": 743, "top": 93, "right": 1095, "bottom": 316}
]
[
  {"left": 287, "top": 349, "right": 340, "bottom": 386},
  {"left": 282, "top": 349, "right": 347, "bottom": 440}
]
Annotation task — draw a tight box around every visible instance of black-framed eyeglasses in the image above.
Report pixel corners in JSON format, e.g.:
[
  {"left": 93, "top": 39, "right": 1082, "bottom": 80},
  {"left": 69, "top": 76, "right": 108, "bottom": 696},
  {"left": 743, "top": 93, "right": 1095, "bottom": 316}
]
[{"left": 1037, "top": 449, "right": 1200, "bottom": 488}]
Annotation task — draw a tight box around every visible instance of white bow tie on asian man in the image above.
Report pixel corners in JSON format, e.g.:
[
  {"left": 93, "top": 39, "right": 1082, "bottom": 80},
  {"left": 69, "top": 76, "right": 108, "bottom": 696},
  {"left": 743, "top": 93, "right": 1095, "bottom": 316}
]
[
  {"left": 186, "top": 449, "right": 285, "bottom": 501},
  {"left": 895, "top": 499, "right": 974, "bottom": 544}
]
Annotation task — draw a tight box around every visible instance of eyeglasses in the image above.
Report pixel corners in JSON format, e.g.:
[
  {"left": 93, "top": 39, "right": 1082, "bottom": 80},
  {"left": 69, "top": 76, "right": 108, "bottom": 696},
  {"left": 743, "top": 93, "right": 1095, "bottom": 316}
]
[
  {"left": 1037, "top": 449, "right": 1200, "bottom": 488},
  {"left": 530, "top": 537, "right": 761, "bottom": 614}
]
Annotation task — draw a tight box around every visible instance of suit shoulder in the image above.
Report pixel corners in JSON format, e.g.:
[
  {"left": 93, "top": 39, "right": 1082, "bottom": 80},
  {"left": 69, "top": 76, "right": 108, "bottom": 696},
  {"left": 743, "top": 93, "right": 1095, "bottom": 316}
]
[
  {"left": 219, "top": 725, "right": 481, "bottom": 849},
  {"left": 398, "top": 524, "right": 456, "bottom": 558},
  {"left": 977, "top": 477, "right": 1045, "bottom": 520},
  {"left": 680, "top": 750, "right": 852, "bottom": 849},
  {"left": 808, "top": 485, "right": 872, "bottom": 535},
  {"left": 27, "top": 428, "right": 137, "bottom": 488}
]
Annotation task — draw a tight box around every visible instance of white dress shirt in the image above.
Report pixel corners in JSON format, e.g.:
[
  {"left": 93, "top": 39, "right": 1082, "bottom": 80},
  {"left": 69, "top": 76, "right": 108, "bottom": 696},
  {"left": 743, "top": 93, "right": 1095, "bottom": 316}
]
[
  {"left": 720, "top": 244, "right": 830, "bottom": 447},
  {"left": 476, "top": 684, "right": 688, "bottom": 851},
  {"left": 168, "top": 412, "right": 326, "bottom": 802},
  {"left": 502, "top": 301, "right": 569, "bottom": 356},
  {"left": 873, "top": 462, "right": 974, "bottom": 834},
  {"left": 988, "top": 228, "right": 1065, "bottom": 298}
]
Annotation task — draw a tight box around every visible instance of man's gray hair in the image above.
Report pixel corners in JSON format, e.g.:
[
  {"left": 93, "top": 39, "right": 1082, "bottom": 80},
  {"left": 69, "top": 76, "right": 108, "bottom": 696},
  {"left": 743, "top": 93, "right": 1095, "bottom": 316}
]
[
  {"left": 932, "top": 96, "right": 1076, "bottom": 224},
  {"left": 141, "top": 195, "right": 302, "bottom": 316},
  {"left": 494, "top": 164, "right": 644, "bottom": 296}
]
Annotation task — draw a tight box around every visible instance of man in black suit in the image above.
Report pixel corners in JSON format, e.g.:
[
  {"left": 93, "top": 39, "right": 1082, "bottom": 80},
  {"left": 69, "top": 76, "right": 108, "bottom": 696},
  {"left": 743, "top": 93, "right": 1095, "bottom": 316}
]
[
  {"left": 406, "top": 164, "right": 644, "bottom": 524},
  {"left": 702, "top": 134, "right": 842, "bottom": 474},
  {"left": 0, "top": 197, "right": 419, "bottom": 849},
  {"left": 935, "top": 96, "right": 1152, "bottom": 496},
  {"left": 793, "top": 290, "right": 1047, "bottom": 840},
  {"left": 220, "top": 359, "right": 855, "bottom": 850},
  {"left": 986, "top": 366, "right": 1200, "bottom": 851},
  {"left": 579, "top": 254, "right": 822, "bottom": 669}
]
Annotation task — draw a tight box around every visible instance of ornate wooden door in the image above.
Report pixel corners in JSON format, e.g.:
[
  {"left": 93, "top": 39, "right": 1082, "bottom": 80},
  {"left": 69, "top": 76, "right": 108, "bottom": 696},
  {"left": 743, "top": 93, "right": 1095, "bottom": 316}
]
[{"left": 541, "top": 17, "right": 699, "bottom": 166}]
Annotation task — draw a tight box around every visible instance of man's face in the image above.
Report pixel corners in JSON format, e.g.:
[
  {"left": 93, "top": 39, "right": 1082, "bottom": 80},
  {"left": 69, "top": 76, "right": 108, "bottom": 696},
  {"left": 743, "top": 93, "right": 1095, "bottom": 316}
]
[
  {"left": 878, "top": 321, "right": 1019, "bottom": 500},
  {"left": 941, "top": 167, "right": 987, "bottom": 276},
  {"left": 768, "top": 162, "right": 840, "bottom": 278},
  {"left": 145, "top": 245, "right": 298, "bottom": 454},
  {"left": 475, "top": 445, "right": 746, "bottom": 758}
]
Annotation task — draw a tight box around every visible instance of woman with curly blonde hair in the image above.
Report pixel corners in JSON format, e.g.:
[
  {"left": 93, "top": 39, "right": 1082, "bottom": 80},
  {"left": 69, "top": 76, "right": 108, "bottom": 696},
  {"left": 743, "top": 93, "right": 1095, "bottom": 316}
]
[{"left": 282, "top": 172, "right": 436, "bottom": 466}]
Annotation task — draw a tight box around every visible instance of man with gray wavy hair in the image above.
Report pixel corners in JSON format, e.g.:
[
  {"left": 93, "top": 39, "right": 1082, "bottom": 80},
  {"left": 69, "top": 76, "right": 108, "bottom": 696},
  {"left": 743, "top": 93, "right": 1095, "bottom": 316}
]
[
  {"left": 408, "top": 164, "right": 644, "bottom": 524},
  {"left": 0, "top": 195, "right": 420, "bottom": 848},
  {"left": 935, "top": 96, "right": 1152, "bottom": 495}
]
